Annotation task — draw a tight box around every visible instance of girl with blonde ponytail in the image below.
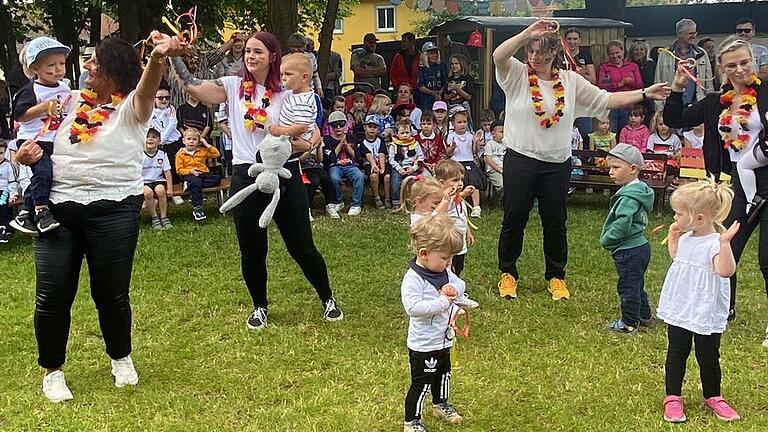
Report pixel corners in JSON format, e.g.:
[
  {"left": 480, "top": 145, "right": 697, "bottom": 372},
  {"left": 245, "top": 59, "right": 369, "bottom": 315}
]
[{"left": 656, "top": 179, "right": 742, "bottom": 423}]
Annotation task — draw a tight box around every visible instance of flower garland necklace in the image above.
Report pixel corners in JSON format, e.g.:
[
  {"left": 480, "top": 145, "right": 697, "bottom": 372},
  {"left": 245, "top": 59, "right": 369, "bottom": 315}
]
[
  {"left": 528, "top": 66, "right": 566, "bottom": 128},
  {"left": 70, "top": 89, "right": 124, "bottom": 144},
  {"left": 242, "top": 81, "right": 273, "bottom": 131},
  {"left": 718, "top": 75, "right": 760, "bottom": 151}
]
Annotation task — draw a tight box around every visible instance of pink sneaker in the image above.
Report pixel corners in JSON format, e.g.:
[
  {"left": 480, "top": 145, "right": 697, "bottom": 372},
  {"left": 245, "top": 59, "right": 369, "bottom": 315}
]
[
  {"left": 663, "top": 395, "right": 686, "bottom": 423},
  {"left": 704, "top": 396, "right": 740, "bottom": 421}
]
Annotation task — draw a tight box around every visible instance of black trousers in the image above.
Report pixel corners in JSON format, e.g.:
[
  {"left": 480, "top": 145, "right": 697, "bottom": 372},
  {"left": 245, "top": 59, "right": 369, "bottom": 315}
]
[
  {"left": 34, "top": 195, "right": 142, "bottom": 369},
  {"left": 231, "top": 163, "right": 333, "bottom": 309},
  {"left": 24, "top": 141, "right": 53, "bottom": 213},
  {"left": 405, "top": 347, "right": 452, "bottom": 421},
  {"left": 183, "top": 172, "right": 221, "bottom": 207},
  {"left": 724, "top": 164, "right": 768, "bottom": 313},
  {"left": 498, "top": 150, "right": 570, "bottom": 280},
  {"left": 451, "top": 253, "right": 465, "bottom": 277},
  {"left": 303, "top": 166, "right": 334, "bottom": 206},
  {"left": 665, "top": 324, "right": 722, "bottom": 398}
]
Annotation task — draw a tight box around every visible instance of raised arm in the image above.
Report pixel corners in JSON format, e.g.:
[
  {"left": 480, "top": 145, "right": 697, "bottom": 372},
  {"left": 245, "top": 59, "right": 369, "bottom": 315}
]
[
  {"left": 170, "top": 57, "right": 227, "bottom": 106},
  {"left": 606, "top": 82, "right": 670, "bottom": 109},
  {"left": 492, "top": 20, "right": 555, "bottom": 77},
  {"left": 135, "top": 32, "right": 188, "bottom": 123},
  {"left": 662, "top": 65, "right": 709, "bottom": 128}
]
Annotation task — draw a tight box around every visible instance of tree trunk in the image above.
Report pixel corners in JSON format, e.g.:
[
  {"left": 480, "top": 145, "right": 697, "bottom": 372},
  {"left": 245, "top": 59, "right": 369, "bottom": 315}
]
[
  {"left": 317, "top": 0, "right": 340, "bottom": 92},
  {"left": 0, "top": 1, "right": 19, "bottom": 73},
  {"left": 88, "top": 0, "right": 103, "bottom": 46},
  {"left": 117, "top": 0, "right": 141, "bottom": 43},
  {"left": 267, "top": 0, "right": 298, "bottom": 54},
  {"left": 585, "top": 0, "right": 626, "bottom": 20}
]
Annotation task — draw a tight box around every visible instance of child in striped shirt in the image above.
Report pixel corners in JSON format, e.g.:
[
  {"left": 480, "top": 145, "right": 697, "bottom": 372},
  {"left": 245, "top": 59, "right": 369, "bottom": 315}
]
[{"left": 268, "top": 53, "right": 317, "bottom": 141}]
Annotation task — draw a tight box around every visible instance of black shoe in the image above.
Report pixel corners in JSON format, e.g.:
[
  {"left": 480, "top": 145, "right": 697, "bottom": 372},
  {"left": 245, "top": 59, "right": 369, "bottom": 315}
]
[
  {"left": 747, "top": 195, "right": 766, "bottom": 225},
  {"left": 192, "top": 206, "right": 207, "bottom": 221},
  {"left": 322, "top": 297, "right": 344, "bottom": 321},
  {"left": 727, "top": 308, "right": 736, "bottom": 322},
  {"left": 35, "top": 208, "right": 60, "bottom": 233},
  {"left": 9, "top": 211, "right": 39, "bottom": 236},
  {"left": 246, "top": 307, "right": 268, "bottom": 330},
  {"left": 0, "top": 226, "right": 8, "bottom": 243},
  {"left": 639, "top": 317, "right": 657, "bottom": 329}
]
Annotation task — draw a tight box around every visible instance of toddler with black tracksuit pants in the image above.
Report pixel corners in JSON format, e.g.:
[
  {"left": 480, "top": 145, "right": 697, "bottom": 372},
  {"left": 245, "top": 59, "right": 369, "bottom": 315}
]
[{"left": 401, "top": 213, "right": 466, "bottom": 432}]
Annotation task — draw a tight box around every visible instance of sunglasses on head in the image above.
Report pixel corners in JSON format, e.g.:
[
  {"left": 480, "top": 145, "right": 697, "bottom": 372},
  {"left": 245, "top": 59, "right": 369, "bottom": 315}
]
[
  {"left": 156, "top": 96, "right": 170, "bottom": 100},
  {"left": 330, "top": 121, "right": 346, "bottom": 129}
]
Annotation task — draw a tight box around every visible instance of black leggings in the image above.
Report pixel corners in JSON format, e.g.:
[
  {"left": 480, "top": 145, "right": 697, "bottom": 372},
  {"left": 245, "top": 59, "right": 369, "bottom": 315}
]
[
  {"left": 451, "top": 253, "right": 465, "bottom": 277},
  {"left": 665, "top": 324, "right": 722, "bottom": 398},
  {"left": 231, "top": 162, "right": 333, "bottom": 309},
  {"left": 303, "top": 166, "right": 334, "bottom": 206},
  {"left": 34, "top": 195, "right": 142, "bottom": 369}
]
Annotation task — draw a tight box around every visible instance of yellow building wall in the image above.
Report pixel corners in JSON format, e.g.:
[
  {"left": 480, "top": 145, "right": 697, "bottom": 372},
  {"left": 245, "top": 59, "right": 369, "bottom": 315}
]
[{"left": 305, "top": 1, "right": 428, "bottom": 83}]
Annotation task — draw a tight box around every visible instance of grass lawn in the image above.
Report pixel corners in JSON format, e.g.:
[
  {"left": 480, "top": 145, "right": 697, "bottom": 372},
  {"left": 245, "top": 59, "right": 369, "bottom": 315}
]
[{"left": 1, "top": 193, "right": 767, "bottom": 431}]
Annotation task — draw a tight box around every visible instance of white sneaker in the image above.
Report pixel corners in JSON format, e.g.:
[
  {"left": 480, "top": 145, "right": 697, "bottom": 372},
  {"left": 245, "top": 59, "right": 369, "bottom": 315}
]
[
  {"left": 308, "top": 209, "right": 314, "bottom": 222},
  {"left": 42, "top": 370, "right": 74, "bottom": 403},
  {"left": 763, "top": 323, "right": 768, "bottom": 349},
  {"left": 455, "top": 292, "right": 480, "bottom": 309},
  {"left": 111, "top": 355, "right": 139, "bottom": 387},
  {"left": 335, "top": 201, "right": 345, "bottom": 211},
  {"left": 348, "top": 206, "right": 362, "bottom": 216},
  {"left": 470, "top": 206, "right": 482, "bottom": 218},
  {"left": 172, "top": 196, "right": 184, "bottom": 205},
  {"left": 326, "top": 203, "right": 340, "bottom": 219}
]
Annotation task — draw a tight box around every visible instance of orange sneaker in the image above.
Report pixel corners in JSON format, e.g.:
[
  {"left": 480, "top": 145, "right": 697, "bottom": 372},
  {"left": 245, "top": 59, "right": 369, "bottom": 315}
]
[
  {"left": 498, "top": 273, "right": 518, "bottom": 299},
  {"left": 548, "top": 278, "right": 570, "bottom": 300}
]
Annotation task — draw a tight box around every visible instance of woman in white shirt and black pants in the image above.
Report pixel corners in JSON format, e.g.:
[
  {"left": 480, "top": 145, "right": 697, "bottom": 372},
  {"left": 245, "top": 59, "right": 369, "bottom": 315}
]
[
  {"left": 171, "top": 32, "right": 343, "bottom": 330},
  {"left": 492, "top": 20, "right": 670, "bottom": 301}
]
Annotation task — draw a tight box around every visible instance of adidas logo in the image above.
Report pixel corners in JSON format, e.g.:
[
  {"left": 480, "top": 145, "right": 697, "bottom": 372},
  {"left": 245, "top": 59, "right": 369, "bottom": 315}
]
[{"left": 424, "top": 357, "right": 438, "bottom": 373}]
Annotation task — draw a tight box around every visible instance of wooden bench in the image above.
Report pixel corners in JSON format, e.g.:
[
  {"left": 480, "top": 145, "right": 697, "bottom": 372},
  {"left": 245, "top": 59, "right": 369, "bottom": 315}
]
[
  {"left": 172, "top": 177, "right": 231, "bottom": 207},
  {"left": 570, "top": 150, "right": 670, "bottom": 214}
]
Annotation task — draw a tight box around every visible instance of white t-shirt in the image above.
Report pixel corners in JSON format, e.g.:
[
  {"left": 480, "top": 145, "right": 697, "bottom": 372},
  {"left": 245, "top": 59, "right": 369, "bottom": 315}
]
[
  {"left": 682, "top": 130, "right": 704, "bottom": 149},
  {"left": 279, "top": 90, "right": 317, "bottom": 140},
  {"left": 51, "top": 91, "right": 148, "bottom": 204},
  {"left": 150, "top": 106, "right": 181, "bottom": 145},
  {"left": 484, "top": 139, "right": 506, "bottom": 172},
  {"left": 219, "top": 76, "right": 288, "bottom": 165},
  {"left": 496, "top": 56, "right": 610, "bottom": 163},
  {"left": 646, "top": 133, "right": 681, "bottom": 155},
  {"left": 447, "top": 130, "right": 474, "bottom": 162},
  {"left": 15, "top": 81, "right": 72, "bottom": 142},
  {"left": 216, "top": 103, "right": 233, "bottom": 151},
  {"left": 447, "top": 199, "right": 468, "bottom": 255},
  {"left": 657, "top": 232, "right": 731, "bottom": 335},
  {"left": 142, "top": 149, "right": 171, "bottom": 184}
]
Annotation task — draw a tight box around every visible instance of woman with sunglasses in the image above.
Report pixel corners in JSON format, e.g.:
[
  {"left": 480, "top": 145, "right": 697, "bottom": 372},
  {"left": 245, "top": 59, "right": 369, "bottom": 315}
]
[
  {"left": 664, "top": 36, "right": 768, "bottom": 348},
  {"left": 170, "top": 32, "right": 344, "bottom": 330}
]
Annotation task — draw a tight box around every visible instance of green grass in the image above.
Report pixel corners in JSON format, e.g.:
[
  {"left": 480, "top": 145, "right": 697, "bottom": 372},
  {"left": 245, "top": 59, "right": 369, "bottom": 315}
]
[{"left": 1, "top": 193, "right": 767, "bottom": 431}]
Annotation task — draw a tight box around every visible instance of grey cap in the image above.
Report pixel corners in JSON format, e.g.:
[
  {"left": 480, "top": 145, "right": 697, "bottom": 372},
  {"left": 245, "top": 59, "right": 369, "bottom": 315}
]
[
  {"left": 607, "top": 143, "right": 645, "bottom": 169},
  {"left": 26, "top": 36, "right": 71, "bottom": 67},
  {"left": 422, "top": 41, "right": 438, "bottom": 52}
]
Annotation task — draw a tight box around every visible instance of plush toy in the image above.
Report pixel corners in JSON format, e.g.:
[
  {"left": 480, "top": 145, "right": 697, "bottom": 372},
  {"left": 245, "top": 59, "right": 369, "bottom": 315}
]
[{"left": 219, "top": 133, "right": 292, "bottom": 228}]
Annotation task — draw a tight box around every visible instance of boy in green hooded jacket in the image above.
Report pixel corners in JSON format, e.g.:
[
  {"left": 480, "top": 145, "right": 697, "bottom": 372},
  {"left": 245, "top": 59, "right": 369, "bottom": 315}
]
[{"left": 600, "top": 143, "right": 656, "bottom": 334}]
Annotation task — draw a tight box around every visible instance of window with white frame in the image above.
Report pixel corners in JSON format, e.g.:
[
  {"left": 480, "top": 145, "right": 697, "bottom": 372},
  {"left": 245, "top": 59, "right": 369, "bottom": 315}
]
[
  {"left": 375, "top": 6, "right": 396, "bottom": 33},
  {"left": 334, "top": 18, "right": 343, "bottom": 34}
]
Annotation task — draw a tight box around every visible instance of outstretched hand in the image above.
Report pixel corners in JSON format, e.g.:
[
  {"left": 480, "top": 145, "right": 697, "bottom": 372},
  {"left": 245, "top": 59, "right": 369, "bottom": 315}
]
[
  {"left": 644, "top": 82, "right": 672, "bottom": 101},
  {"left": 149, "top": 31, "right": 188, "bottom": 58},
  {"left": 720, "top": 221, "right": 740, "bottom": 243}
]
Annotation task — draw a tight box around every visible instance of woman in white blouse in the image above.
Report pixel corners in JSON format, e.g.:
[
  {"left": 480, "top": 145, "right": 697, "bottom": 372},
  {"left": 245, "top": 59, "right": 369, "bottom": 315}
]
[
  {"left": 15, "top": 32, "right": 186, "bottom": 403},
  {"left": 493, "top": 20, "right": 669, "bottom": 301}
]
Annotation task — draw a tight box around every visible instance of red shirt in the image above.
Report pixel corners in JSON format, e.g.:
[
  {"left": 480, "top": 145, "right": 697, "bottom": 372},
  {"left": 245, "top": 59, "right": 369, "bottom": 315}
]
[{"left": 416, "top": 131, "right": 445, "bottom": 165}]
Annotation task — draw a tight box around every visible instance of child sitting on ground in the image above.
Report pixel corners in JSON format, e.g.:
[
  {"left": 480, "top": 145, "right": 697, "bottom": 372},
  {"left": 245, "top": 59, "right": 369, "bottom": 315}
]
[
  {"left": 401, "top": 213, "right": 467, "bottom": 432},
  {"left": 434, "top": 159, "right": 479, "bottom": 308},
  {"left": 390, "top": 119, "right": 425, "bottom": 208},
  {"left": 415, "top": 110, "right": 445, "bottom": 175},
  {"left": 359, "top": 114, "right": 391, "bottom": 209},
  {"left": 618, "top": 105, "right": 650, "bottom": 153},
  {"left": 0, "top": 140, "right": 19, "bottom": 243},
  {"left": 142, "top": 128, "right": 174, "bottom": 230},
  {"left": 657, "top": 180, "right": 740, "bottom": 423},
  {"left": 484, "top": 120, "right": 505, "bottom": 199},
  {"left": 446, "top": 108, "right": 483, "bottom": 218},
  {"left": 10, "top": 36, "right": 71, "bottom": 235},
  {"left": 175, "top": 128, "right": 221, "bottom": 221},
  {"left": 600, "top": 144, "right": 655, "bottom": 334},
  {"left": 589, "top": 118, "right": 616, "bottom": 151}
]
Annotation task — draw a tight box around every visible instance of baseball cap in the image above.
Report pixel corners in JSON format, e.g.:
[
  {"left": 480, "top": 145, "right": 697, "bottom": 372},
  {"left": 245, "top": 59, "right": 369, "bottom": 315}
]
[
  {"left": 449, "top": 105, "right": 468, "bottom": 117},
  {"left": 421, "top": 41, "right": 438, "bottom": 52},
  {"left": 364, "top": 33, "right": 379, "bottom": 42},
  {"left": 432, "top": 101, "right": 448, "bottom": 111},
  {"left": 364, "top": 114, "right": 380, "bottom": 125},
  {"left": 26, "top": 36, "right": 71, "bottom": 67},
  {"left": 328, "top": 111, "right": 347, "bottom": 124},
  {"left": 607, "top": 143, "right": 645, "bottom": 169}
]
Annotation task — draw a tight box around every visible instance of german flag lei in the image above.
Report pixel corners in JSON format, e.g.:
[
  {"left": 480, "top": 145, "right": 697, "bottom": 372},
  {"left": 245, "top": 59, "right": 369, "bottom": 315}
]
[
  {"left": 243, "top": 81, "right": 273, "bottom": 132},
  {"left": 528, "top": 66, "right": 566, "bottom": 129},
  {"left": 718, "top": 75, "right": 760, "bottom": 152},
  {"left": 69, "top": 89, "right": 123, "bottom": 144}
]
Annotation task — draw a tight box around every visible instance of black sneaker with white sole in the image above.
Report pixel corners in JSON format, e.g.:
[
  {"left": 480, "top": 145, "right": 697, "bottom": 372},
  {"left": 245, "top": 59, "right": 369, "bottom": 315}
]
[
  {"left": 323, "top": 298, "right": 344, "bottom": 321},
  {"left": 35, "top": 208, "right": 60, "bottom": 233},
  {"left": 192, "top": 206, "right": 207, "bottom": 221},
  {"left": 9, "top": 211, "right": 39, "bottom": 236},
  {"left": 0, "top": 226, "right": 8, "bottom": 243},
  {"left": 246, "top": 307, "right": 268, "bottom": 330}
]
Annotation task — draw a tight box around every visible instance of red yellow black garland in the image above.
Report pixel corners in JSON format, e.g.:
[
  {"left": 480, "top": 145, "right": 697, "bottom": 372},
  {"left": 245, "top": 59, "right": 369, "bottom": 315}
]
[
  {"left": 243, "top": 81, "right": 273, "bottom": 131},
  {"left": 718, "top": 75, "right": 760, "bottom": 151},
  {"left": 69, "top": 89, "right": 123, "bottom": 144},
  {"left": 528, "top": 66, "right": 566, "bottom": 129}
]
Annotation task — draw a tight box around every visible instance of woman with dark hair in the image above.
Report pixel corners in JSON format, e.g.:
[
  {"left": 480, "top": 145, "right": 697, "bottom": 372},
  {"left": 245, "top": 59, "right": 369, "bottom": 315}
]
[
  {"left": 492, "top": 20, "right": 669, "bottom": 301},
  {"left": 170, "top": 32, "right": 343, "bottom": 330},
  {"left": 15, "top": 32, "right": 186, "bottom": 403},
  {"left": 598, "top": 40, "right": 644, "bottom": 132}
]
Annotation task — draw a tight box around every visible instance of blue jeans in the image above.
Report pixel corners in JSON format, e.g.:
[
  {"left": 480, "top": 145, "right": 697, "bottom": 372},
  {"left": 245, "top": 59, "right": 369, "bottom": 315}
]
[
  {"left": 609, "top": 108, "right": 630, "bottom": 134},
  {"left": 390, "top": 166, "right": 428, "bottom": 206},
  {"left": 329, "top": 164, "right": 364, "bottom": 207},
  {"left": 613, "top": 243, "right": 652, "bottom": 327},
  {"left": 24, "top": 141, "right": 53, "bottom": 212}
]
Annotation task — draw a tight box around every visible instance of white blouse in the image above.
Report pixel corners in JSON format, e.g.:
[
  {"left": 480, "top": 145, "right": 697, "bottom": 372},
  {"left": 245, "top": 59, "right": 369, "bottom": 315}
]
[
  {"left": 496, "top": 56, "right": 610, "bottom": 163},
  {"left": 51, "top": 91, "right": 148, "bottom": 204}
]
